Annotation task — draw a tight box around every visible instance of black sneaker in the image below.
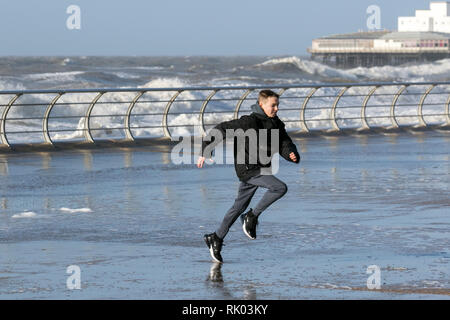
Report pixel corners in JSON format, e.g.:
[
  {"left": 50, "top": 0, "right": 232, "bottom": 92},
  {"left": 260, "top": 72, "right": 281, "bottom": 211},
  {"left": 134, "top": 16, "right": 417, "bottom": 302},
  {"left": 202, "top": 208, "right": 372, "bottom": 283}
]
[
  {"left": 240, "top": 209, "right": 258, "bottom": 240},
  {"left": 204, "top": 233, "right": 223, "bottom": 263}
]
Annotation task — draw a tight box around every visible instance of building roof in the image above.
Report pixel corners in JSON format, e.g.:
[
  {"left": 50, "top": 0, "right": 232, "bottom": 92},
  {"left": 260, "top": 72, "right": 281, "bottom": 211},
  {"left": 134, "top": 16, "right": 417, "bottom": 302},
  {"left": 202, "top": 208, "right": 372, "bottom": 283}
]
[
  {"left": 315, "top": 31, "right": 450, "bottom": 41},
  {"left": 380, "top": 31, "right": 450, "bottom": 40},
  {"left": 318, "top": 31, "right": 391, "bottom": 40}
]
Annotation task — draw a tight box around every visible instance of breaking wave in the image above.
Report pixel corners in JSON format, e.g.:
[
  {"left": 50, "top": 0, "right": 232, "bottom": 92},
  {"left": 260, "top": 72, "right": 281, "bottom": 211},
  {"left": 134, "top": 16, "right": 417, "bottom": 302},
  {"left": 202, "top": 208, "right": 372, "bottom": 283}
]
[{"left": 257, "top": 56, "right": 450, "bottom": 82}]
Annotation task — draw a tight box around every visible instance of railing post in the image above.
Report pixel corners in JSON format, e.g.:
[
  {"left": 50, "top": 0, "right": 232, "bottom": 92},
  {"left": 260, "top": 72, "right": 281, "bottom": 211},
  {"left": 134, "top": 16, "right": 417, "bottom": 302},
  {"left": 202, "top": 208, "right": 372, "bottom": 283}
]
[
  {"left": 330, "top": 86, "right": 349, "bottom": 131},
  {"left": 416, "top": 84, "right": 435, "bottom": 128},
  {"left": 43, "top": 92, "right": 65, "bottom": 145},
  {"left": 199, "top": 89, "right": 219, "bottom": 136},
  {"left": 445, "top": 94, "right": 450, "bottom": 126},
  {"left": 84, "top": 92, "right": 105, "bottom": 143},
  {"left": 125, "top": 91, "right": 146, "bottom": 141},
  {"left": 278, "top": 88, "right": 287, "bottom": 96},
  {"left": 299, "top": 87, "right": 318, "bottom": 133},
  {"left": 359, "top": 86, "right": 379, "bottom": 131},
  {"left": 234, "top": 89, "right": 253, "bottom": 120},
  {"left": 0, "top": 94, "right": 22, "bottom": 148},
  {"left": 390, "top": 85, "right": 408, "bottom": 129},
  {"left": 162, "top": 90, "right": 183, "bottom": 139}
]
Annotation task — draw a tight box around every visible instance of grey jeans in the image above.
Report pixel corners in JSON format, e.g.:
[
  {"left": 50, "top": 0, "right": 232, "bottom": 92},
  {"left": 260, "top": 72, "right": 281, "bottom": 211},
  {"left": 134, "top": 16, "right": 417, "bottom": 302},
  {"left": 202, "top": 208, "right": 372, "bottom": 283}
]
[{"left": 215, "top": 174, "right": 288, "bottom": 239}]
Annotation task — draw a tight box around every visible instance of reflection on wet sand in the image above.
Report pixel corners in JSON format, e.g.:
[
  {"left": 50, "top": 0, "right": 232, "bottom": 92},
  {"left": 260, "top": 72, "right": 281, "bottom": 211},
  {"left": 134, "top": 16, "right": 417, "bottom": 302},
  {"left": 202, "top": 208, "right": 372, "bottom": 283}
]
[
  {"left": 206, "top": 262, "right": 258, "bottom": 300},
  {"left": 81, "top": 150, "right": 93, "bottom": 171},
  {"left": 0, "top": 158, "right": 8, "bottom": 176},
  {"left": 207, "top": 262, "right": 223, "bottom": 283},
  {"left": 123, "top": 150, "right": 133, "bottom": 168},
  {"left": 39, "top": 152, "right": 51, "bottom": 170}
]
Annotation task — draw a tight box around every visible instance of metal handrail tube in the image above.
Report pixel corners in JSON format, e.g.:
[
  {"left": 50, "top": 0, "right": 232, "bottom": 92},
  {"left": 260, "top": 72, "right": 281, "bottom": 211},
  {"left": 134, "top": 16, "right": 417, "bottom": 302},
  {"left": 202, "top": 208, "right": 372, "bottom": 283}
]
[
  {"left": 10, "top": 112, "right": 446, "bottom": 135},
  {"left": 9, "top": 113, "right": 447, "bottom": 135},
  {"left": 390, "top": 85, "right": 408, "bottom": 128},
  {"left": 130, "top": 124, "right": 193, "bottom": 129},
  {"left": 4, "top": 90, "right": 450, "bottom": 109},
  {"left": 199, "top": 90, "right": 219, "bottom": 136},
  {"left": 446, "top": 95, "right": 450, "bottom": 126},
  {"left": 84, "top": 92, "right": 105, "bottom": 143},
  {"left": 284, "top": 113, "right": 448, "bottom": 122},
  {"left": 196, "top": 101, "right": 449, "bottom": 111},
  {"left": 330, "top": 86, "right": 349, "bottom": 131},
  {"left": 416, "top": 84, "right": 435, "bottom": 127},
  {"left": 2, "top": 80, "right": 450, "bottom": 95},
  {"left": 234, "top": 89, "right": 254, "bottom": 120},
  {"left": 360, "top": 86, "right": 379, "bottom": 130},
  {"left": 199, "top": 112, "right": 449, "bottom": 126},
  {"left": 366, "top": 102, "right": 447, "bottom": 108},
  {"left": 0, "top": 100, "right": 445, "bottom": 112},
  {"left": 43, "top": 93, "right": 64, "bottom": 145},
  {"left": 148, "top": 112, "right": 447, "bottom": 127},
  {"left": 4, "top": 90, "right": 450, "bottom": 108},
  {"left": 299, "top": 87, "right": 319, "bottom": 133},
  {"left": 1, "top": 94, "right": 22, "bottom": 148},
  {"left": 125, "top": 91, "right": 146, "bottom": 141},
  {"left": 162, "top": 90, "right": 183, "bottom": 139}
]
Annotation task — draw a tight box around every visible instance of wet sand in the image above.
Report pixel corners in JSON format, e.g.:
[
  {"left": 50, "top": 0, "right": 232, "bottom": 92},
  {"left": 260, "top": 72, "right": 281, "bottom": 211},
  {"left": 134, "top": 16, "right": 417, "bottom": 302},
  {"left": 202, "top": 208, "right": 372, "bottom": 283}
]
[{"left": 0, "top": 130, "right": 449, "bottom": 299}]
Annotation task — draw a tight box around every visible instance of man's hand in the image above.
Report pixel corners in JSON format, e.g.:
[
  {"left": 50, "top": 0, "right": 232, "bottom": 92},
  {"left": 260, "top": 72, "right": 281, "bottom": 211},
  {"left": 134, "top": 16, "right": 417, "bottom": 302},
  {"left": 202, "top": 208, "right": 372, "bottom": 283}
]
[
  {"left": 197, "top": 156, "right": 206, "bottom": 168},
  {"left": 289, "top": 152, "right": 298, "bottom": 162}
]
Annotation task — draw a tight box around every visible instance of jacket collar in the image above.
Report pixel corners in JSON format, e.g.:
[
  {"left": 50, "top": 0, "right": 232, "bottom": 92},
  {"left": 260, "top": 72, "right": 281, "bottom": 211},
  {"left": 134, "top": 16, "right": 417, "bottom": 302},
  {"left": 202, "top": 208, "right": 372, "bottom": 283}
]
[
  {"left": 250, "top": 103, "right": 279, "bottom": 122},
  {"left": 251, "top": 103, "right": 268, "bottom": 117}
]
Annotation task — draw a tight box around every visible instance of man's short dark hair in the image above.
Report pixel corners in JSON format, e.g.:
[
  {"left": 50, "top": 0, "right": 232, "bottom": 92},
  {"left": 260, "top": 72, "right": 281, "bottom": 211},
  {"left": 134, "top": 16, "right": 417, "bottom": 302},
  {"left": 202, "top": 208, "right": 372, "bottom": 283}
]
[{"left": 258, "top": 90, "right": 280, "bottom": 104}]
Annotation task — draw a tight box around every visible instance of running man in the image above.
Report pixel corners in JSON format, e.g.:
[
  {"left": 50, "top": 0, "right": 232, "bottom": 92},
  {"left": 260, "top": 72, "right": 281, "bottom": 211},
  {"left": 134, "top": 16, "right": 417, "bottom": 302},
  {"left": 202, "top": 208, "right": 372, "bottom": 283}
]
[{"left": 197, "top": 89, "right": 300, "bottom": 263}]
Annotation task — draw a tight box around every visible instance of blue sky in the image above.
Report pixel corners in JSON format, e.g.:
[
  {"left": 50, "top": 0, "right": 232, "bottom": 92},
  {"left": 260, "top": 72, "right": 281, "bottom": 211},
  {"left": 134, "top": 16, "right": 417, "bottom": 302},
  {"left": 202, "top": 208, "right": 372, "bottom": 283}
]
[{"left": 0, "top": 0, "right": 432, "bottom": 56}]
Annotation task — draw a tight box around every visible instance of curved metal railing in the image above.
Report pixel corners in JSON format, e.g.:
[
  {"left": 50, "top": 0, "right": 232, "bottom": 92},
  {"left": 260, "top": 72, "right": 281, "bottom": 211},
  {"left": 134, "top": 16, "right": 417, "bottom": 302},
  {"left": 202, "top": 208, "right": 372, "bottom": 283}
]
[{"left": 0, "top": 81, "right": 449, "bottom": 148}]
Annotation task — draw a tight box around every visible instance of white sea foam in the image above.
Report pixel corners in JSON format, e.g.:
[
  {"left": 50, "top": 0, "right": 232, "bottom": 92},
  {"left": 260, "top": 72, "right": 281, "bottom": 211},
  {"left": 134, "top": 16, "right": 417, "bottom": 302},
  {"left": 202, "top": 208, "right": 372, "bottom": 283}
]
[
  {"left": 139, "top": 77, "right": 190, "bottom": 89},
  {"left": 422, "top": 280, "right": 443, "bottom": 287},
  {"left": 12, "top": 211, "right": 39, "bottom": 218},
  {"left": 258, "top": 56, "right": 450, "bottom": 82},
  {"left": 310, "top": 282, "right": 353, "bottom": 290},
  {"left": 1, "top": 58, "right": 449, "bottom": 142},
  {"left": 131, "top": 66, "right": 168, "bottom": 71},
  {"left": 0, "top": 80, "right": 27, "bottom": 91},
  {"left": 0, "top": 80, "right": 28, "bottom": 105},
  {"left": 257, "top": 56, "right": 359, "bottom": 81},
  {"left": 24, "top": 71, "right": 85, "bottom": 82},
  {"left": 113, "top": 72, "right": 141, "bottom": 79},
  {"left": 59, "top": 207, "right": 92, "bottom": 213},
  {"left": 347, "top": 58, "right": 450, "bottom": 81}
]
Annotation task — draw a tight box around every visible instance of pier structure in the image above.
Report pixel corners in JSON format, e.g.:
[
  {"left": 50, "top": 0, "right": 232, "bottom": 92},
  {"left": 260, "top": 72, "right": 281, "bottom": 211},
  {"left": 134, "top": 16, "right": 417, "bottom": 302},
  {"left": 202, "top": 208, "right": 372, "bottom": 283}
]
[{"left": 308, "top": 1, "right": 450, "bottom": 68}]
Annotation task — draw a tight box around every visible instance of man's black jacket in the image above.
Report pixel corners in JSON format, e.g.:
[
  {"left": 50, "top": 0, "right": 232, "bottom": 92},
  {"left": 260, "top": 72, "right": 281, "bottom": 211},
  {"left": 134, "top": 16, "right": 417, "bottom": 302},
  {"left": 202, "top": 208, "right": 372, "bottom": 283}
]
[{"left": 201, "top": 104, "right": 300, "bottom": 181}]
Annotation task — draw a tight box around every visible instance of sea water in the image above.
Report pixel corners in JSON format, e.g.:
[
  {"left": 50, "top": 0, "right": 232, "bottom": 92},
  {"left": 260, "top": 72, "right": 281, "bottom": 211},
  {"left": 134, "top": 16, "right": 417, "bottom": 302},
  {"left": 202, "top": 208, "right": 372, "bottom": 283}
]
[{"left": 1, "top": 56, "right": 450, "bottom": 143}]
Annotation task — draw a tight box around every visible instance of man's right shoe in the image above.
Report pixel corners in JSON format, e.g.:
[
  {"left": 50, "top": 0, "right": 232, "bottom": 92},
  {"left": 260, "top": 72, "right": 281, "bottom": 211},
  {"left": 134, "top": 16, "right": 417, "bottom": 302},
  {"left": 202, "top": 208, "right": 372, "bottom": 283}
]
[
  {"left": 204, "top": 232, "right": 223, "bottom": 263},
  {"left": 240, "top": 209, "right": 258, "bottom": 240}
]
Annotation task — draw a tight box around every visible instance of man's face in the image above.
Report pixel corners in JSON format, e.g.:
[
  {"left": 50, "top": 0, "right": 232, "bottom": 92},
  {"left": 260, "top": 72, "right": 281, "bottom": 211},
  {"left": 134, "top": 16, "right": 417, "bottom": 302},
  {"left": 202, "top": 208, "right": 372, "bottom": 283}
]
[{"left": 259, "top": 96, "right": 279, "bottom": 118}]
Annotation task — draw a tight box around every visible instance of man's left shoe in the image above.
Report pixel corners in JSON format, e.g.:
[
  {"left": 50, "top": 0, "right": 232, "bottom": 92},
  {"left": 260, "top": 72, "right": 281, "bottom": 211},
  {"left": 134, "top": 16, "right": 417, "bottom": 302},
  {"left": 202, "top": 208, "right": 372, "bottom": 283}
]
[
  {"left": 240, "top": 209, "right": 258, "bottom": 240},
  {"left": 204, "top": 232, "right": 224, "bottom": 263}
]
